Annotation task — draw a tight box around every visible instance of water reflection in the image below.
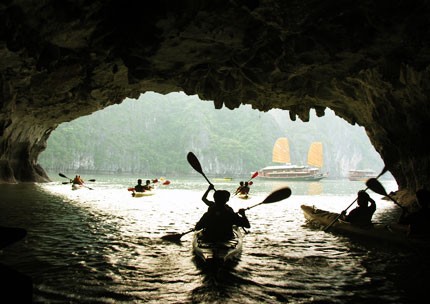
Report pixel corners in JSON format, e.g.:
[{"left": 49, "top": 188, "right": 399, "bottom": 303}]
[{"left": 1, "top": 177, "right": 427, "bottom": 303}]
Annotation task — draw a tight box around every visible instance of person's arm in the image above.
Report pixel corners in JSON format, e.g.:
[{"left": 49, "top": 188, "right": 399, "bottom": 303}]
[
  {"left": 340, "top": 210, "right": 347, "bottom": 220},
  {"left": 234, "top": 186, "right": 242, "bottom": 195},
  {"left": 195, "top": 213, "right": 207, "bottom": 230},
  {"left": 202, "top": 184, "right": 215, "bottom": 206},
  {"left": 344, "top": 208, "right": 357, "bottom": 222},
  {"left": 237, "top": 209, "right": 251, "bottom": 228},
  {"left": 369, "top": 197, "right": 376, "bottom": 211}
]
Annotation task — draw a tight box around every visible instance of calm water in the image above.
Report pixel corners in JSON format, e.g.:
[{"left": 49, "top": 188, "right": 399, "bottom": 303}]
[{"left": 1, "top": 174, "right": 428, "bottom": 303}]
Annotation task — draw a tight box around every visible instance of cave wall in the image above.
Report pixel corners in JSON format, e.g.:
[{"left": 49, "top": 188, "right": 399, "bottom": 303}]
[{"left": 1, "top": 0, "right": 430, "bottom": 204}]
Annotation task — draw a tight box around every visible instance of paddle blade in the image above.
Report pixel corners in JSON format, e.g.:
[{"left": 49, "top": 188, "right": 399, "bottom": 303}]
[
  {"left": 88, "top": 179, "right": 96, "bottom": 182},
  {"left": 187, "top": 152, "right": 204, "bottom": 174},
  {"left": 246, "top": 187, "right": 292, "bottom": 210},
  {"left": 251, "top": 171, "right": 259, "bottom": 179},
  {"left": 59, "top": 173, "right": 69, "bottom": 179},
  {"left": 62, "top": 182, "right": 70, "bottom": 184},
  {"left": 187, "top": 151, "right": 213, "bottom": 186},
  {"left": 161, "top": 229, "right": 195, "bottom": 242},
  {"left": 249, "top": 181, "right": 253, "bottom": 186},
  {"left": 163, "top": 180, "right": 171, "bottom": 185},
  {"left": 366, "top": 178, "right": 388, "bottom": 196},
  {"left": 262, "top": 187, "right": 292, "bottom": 204},
  {"left": 161, "top": 233, "right": 183, "bottom": 242}
]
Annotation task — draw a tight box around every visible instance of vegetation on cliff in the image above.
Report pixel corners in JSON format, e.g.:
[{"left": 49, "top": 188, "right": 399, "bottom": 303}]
[{"left": 38, "top": 92, "right": 384, "bottom": 178}]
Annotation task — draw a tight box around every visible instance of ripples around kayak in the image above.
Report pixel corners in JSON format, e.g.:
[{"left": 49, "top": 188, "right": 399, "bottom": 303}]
[{"left": 0, "top": 178, "right": 428, "bottom": 303}]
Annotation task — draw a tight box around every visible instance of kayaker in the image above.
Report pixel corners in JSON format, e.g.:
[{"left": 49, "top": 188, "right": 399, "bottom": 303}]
[
  {"left": 134, "top": 179, "right": 145, "bottom": 192},
  {"left": 241, "top": 182, "right": 250, "bottom": 195},
  {"left": 196, "top": 185, "right": 250, "bottom": 241},
  {"left": 72, "top": 175, "right": 84, "bottom": 185},
  {"left": 340, "top": 190, "right": 376, "bottom": 225},
  {"left": 398, "top": 188, "right": 430, "bottom": 235},
  {"left": 142, "top": 179, "right": 153, "bottom": 191}
]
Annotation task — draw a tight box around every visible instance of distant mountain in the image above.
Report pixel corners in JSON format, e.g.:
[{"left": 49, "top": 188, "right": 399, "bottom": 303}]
[{"left": 38, "top": 92, "right": 384, "bottom": 178}]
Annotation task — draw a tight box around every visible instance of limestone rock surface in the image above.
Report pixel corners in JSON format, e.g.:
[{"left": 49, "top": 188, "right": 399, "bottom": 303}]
[{"left": 1, "top": 0, "right": 430, "bottom": 206}]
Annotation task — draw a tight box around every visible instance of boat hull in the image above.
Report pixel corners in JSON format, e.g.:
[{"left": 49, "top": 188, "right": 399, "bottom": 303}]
[
  {"left": 192, "top": 226, "right": 243, "bottom": 265},
  {"left": 132, "top": 190, "right": 155, "bottom": 197},
  {"left": 213, "top": 177, "right": 233, "bottom": 182},
  {"left": 72, "top": 184, "right": 84, "bottom": 190},
  {"left": 301, "top": 205, "right": 429, "bottom": 246},
  {"left": 238, "top": 194, "right": 250, "bottom": 200},
  {"left": 258, "top": 164, "right": 327, "bottom": 181},
  {"left": 260, "top": 139, "right": 327, "bottom": 181},
  {"left": 348, "top": 169, "right": 376, "bottom": 181},
  {"left": 258, "top": 174, "right": 326, "bottom": 181}
]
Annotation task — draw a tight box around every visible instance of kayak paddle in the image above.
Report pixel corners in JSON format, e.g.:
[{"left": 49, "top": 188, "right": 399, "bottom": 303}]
[
  {"left": 244, "top": 186, "right": 292, "bottom": 210},
  {"left": 323, "top": 166, "right": 389, "bottom": 231},
  {"left": 59, "top": 172, "right": 72, "bottom": 181},
  {"left": 162, "top": 152, "right": 213, "bottom": 243},
  {"left": 62, "top": 179, "right": 96, "bottom": 184},
  {"left": 187, "top": 152, "right": 214, "bottom": 187},
  {"left": 59, "top": 173, "right": 95, "bottom": 182},
  {"left": 366, "top": 178, "right": 405, "bottom": 209},
  {"left": 161, "top": 228, "right": 195, "bottom": 242},
  {"left": 248, "top": 171, "right": 258, "bottom": 182},
  {"left": 160, "top": 187, "right": 292, "bottom": 243}
]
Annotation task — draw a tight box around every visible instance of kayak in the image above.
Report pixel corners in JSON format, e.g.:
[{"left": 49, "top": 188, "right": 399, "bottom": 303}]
[
  {"left": 213, "top": 177, "right": 233, "bottom": 182},
  {"left": 132, "top": 190, "right": 155, "bottom": 197},
  {"left": 301, "top": 205, "right": 430, "bottom": 247},
  {"left": 192, "top": 225, "right": 243, "bottom": 265},
  {"left": 238, "top": 193, "right": 250, "bottom": 200},
  {"left": 72, "top": 184, "right": 84, "bottom": 190}
]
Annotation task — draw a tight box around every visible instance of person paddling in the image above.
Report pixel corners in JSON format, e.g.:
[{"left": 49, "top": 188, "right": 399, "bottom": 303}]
[
  {"left": 240, "top": 181, "right": 250, "bottom": 196},
  {"left": 143, "top": 179, "right": 153, "bottom": 191},
  {"left": 196, "top": 185, "right": 250, "bottom": 241},
  {"left": 72, "top": 175, "right": 84, "bottom": 185},
  {"left": 340, "top": 190, "right": 376, "bottom": 226},
  {"left": 134, "top": 179, "right": 145, "bottom": 192}
]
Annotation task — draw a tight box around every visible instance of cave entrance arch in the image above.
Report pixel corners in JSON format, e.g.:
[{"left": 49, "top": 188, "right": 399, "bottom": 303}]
[{"left": 38, "top": 92, "right": 385, "bottom": 181}]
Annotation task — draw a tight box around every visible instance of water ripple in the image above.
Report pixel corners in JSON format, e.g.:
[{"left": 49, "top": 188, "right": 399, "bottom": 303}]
[{"left": 0, "top": 179, "right": 426, "bottom": 303}]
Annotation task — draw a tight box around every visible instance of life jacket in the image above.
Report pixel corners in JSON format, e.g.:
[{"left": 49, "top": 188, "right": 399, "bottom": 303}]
[{"left": 197, "top": 205, "right": 237, "bottom": 241}]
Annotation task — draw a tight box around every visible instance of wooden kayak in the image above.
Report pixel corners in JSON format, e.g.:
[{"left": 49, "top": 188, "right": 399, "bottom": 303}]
[
  {"left": 192, "top": 226, "right": 243, "bottom": 264},
  {"left": 301, "top": 205, "right": 430, "bottom": 247}
]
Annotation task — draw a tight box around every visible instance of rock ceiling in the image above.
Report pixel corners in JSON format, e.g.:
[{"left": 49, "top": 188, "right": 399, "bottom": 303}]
[{"left": 1, "top": 0, "right": 430, "bottom": 205}]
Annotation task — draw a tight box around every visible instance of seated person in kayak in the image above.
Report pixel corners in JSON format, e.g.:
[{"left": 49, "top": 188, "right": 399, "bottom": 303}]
[
  {"left": 240, "top": 182, "right": 250, "bottom": 195},
  {"left": 398, "top": 188, "right": 430, "bottom": 235},
  {"left": 134, "top": 179, "right": 145, "bottom": 192},
  {"left": 72, "top": 175, "right": 84, "bottom": 185},
  {"left": 341, "top": 190, "right": 376, "bottom": 225},
  {"left": 142, "top": 180, "right": 153, "bottom": 191},
  {"left": 197, "top": 185, "right": 250, "bottom": 241}
]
